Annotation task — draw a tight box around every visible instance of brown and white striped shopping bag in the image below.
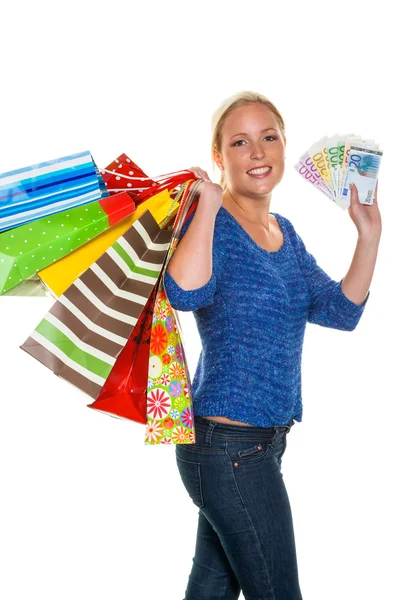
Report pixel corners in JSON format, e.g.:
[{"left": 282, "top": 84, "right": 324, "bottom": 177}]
[{"left": 20, "top": 210, "right": 173, "bottom": 399}]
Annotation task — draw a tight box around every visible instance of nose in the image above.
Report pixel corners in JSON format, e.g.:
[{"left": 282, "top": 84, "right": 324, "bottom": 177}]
[{"left": 250, "top": 142, "right": 266, "bottom": 160}]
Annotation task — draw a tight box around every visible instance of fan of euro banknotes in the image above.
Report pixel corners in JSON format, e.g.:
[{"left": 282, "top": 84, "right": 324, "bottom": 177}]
[{"left": 294, "top": 135, "right": 383, "bottom": 210}]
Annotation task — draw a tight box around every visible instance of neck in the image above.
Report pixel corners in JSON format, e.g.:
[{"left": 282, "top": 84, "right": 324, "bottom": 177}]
[{"left": 223, "top": 187, "right": 272, "bottom": 228}]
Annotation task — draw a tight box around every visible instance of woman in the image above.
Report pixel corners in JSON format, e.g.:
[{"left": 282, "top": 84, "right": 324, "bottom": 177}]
[{"left": 163, "top": 91, "right": 381, "bottom": 600}]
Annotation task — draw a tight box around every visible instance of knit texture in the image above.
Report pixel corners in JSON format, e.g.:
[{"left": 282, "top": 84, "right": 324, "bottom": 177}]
[{"left": 163, "top": 205, "right": 370, "bottom": 427}]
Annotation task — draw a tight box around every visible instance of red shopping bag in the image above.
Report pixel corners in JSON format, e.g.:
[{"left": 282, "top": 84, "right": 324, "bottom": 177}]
[
  {"left": 101, "top": 153, "right": 153, "bottom": 197},
  {"left": 86, "top": 180, "right": 200, "bottom": 423},
  {"left": 101, "top": 153, "right": 194, "bottom": 207},
  {"left": 86, "top": 271, "right": 158, "bottom": 422}
]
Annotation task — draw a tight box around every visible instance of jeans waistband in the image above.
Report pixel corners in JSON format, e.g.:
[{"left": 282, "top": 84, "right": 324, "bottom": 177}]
[{"left": 194, "top": 415, "right": 295, "bottom": 441}]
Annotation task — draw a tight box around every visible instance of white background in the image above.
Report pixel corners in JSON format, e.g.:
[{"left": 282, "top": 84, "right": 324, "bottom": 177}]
[{"left": 1, "top": 1, "right": 399, "bottom": 599}]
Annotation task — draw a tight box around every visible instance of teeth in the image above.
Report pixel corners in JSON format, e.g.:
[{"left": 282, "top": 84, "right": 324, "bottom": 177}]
[{"left": 248, "top": 167, "right": 271, "bottom": 175}]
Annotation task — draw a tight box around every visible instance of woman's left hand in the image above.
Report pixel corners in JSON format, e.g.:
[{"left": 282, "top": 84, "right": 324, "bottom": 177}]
[{"left": 348, "top": 180, "right": 382, "bottom": 238}]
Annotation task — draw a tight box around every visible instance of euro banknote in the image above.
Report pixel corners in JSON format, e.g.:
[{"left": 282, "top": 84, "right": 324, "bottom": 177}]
[{"left": 294, "top": 134, "right": 382, "bottom": 210}]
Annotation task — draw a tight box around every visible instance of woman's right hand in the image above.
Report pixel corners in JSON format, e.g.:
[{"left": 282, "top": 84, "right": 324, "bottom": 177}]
[
  {"left": 188, "top": 166, "right": 223, "bottom": 214},
  {"left": 187, "top": 166, "right": 212, "bottom": 182}
]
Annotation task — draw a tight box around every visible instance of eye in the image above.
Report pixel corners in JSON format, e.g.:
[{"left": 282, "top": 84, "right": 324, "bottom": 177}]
[{"left": 232, "top": 136, "right": 278, "bottom": 147}]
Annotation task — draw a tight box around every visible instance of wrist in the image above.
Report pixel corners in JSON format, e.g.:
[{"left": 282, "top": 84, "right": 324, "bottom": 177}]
[
  {"left": 195, "top": 198, "right": 221, "bottom": 221},
  {"left": 357, "top": 230, "right": 381, "bottom": 244}
]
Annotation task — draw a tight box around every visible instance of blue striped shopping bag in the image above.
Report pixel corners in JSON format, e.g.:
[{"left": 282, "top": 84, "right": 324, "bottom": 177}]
[{"left": 0, "top": 150, "right": 108, "bottom": 232}]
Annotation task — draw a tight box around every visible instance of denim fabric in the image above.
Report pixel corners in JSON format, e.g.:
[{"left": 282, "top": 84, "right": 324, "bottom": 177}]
[{"left": 175, "top": 416, "right": 303, "bottom": 600}]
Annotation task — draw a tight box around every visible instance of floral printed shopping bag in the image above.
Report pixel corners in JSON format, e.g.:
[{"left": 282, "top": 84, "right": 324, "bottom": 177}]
[
  {"left": 144, "top": 179, "right": 201, "bottom": 446},
  {"left": 145, "top": 284, "right": 195, "bottom": 445}
]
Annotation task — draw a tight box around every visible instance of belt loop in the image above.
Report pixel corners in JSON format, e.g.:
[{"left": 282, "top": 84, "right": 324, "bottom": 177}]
[
  {"left": 273, "top": 424, "right": 290, "bottom": 440},
  {"left": 273, "top": 425, "right": 286, "bottom": 434},
  {"left": 205, "top": 420, "right": 217, "bottom": 446},
  {"left": 283, "top": 419, "right": 294, "bottom": 434},
  {"left": 272, "top": 427, "right": 281, "bottom": 445}
]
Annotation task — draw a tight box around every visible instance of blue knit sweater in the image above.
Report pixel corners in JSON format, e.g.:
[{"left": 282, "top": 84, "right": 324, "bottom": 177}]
[{"left": 163, "top": 205, "right": 370, "bottom": 427}]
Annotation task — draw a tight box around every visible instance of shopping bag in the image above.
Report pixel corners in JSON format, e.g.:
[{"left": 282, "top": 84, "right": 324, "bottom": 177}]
[
  {"left": 20, "top": 209, "right": 173, "bottom": 399},
  {"left": 101, "top": 153, "right": 156, "bottom": 197},
  {"left": 0, "top": 150, "right": 107, "bottom": 232},
  {"left": 144, "top": 280, "right": 195, "bottom": 445},
  {"left": 1, "top": 274, "right": 48, "bottom": 297},
  {"left": 0, "top": 191, "right": 135, "bottom": 296},
  {"left": 86, "top": 179, "right": 199, "bottom": 443},
  {"left": 86, "top": 282, "right": 158, "bottom": 423},
  {"left": 101, "top": 152, "right": 192, "bottom": 209},
  {"left": 144, "top": 180, "right": 200, "bottom": 445},
  {"left": 37, "top": 188, "right": 179, "bottom": 297}
]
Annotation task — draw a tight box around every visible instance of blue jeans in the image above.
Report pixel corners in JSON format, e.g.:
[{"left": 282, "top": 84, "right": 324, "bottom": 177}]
[{"left": 175, "top": 415, "right": 303, "bottom": 600}]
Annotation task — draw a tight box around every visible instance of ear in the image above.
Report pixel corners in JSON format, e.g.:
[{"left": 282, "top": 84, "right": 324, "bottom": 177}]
[
  {"left": 283, "top": 135, "right": 287, "bottom": 148},
  {"left": 213, "top": 147, "right": 222, "bottom": 169}
]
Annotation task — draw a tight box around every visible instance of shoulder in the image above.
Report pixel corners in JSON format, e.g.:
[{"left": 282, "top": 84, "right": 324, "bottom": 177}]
[
  {"left": 180, "top": 203, "right": 231, "bottom": 238},
  {"left": 272, "top": 212, "right": 309, "bottom": 258},
  {"left": 271, "top": 212, "right": 297, "bottom": 239}
]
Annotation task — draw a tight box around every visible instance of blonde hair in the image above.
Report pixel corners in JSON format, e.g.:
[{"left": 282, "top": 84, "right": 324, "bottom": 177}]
[{"left": 211, "top": 91, "right": 285, "bottom": 191}]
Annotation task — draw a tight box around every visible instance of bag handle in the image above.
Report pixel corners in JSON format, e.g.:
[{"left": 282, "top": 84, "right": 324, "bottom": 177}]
[
  {"left": 100, "top": 168, "right": 197, "bottom": 203},
  {"left": 158, "top": 179, "right": 202, "bottom": 279}
]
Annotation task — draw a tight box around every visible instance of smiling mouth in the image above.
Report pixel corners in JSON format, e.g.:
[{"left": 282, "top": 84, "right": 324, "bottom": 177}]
[{"left": 247, "top": 166, "right": 272, "bottom": 176}]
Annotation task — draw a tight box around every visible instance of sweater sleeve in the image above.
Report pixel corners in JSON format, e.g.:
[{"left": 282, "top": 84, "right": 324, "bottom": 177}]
[
  {"left": 287, "top": 218, "right": 370, "bottom": 332},
  {"left": 163, "top": 208, "right": 219, "bottom": 312}
]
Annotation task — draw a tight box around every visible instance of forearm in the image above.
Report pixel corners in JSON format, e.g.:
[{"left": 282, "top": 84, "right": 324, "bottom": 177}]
[
  {"left": 167, "top": 201, "right": 217, "bottom": 291},
  {"left": 341, "top": 232, "right": 381, "bottom": 305}
]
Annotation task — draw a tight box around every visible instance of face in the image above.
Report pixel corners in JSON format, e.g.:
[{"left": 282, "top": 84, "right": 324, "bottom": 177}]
[{"left": 214, "top": 103, "right": 286, "bottom": 199}]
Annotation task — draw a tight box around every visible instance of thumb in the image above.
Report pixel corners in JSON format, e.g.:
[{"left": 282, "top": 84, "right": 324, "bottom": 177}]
[{"left": 350, "top": 183, "right": 359, "bottom": 205}]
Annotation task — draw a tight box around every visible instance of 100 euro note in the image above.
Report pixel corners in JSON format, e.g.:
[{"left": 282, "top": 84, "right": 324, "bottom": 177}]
[
  {"left": 314, "top": 133, "right": 360, "bottom": 204},
  {"left": 325, "top": 134, "right": 361, "bottom": 202}
]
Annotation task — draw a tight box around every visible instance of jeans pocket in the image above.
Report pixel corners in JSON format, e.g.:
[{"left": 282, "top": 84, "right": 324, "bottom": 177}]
[
  {"left": 229, "top": 436, "right": 276, "bottom": 465},
  {"left": 176, "top": 454, "right": 205, "bottom": 508}
]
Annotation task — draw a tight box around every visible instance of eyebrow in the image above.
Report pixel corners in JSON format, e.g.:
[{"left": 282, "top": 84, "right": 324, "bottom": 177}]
[{"left": 230, "top": 128, "right": 278, "bottom": 140}]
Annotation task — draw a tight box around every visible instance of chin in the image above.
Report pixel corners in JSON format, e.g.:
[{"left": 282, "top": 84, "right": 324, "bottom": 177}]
[{"left": 248, "top": 178, "right": 278, "bottom": 194}]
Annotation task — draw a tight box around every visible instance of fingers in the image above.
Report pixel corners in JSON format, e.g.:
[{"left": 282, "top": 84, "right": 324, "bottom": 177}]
[
  {"left": 351, "top": 180, "right": 379, "bottom": 208},
  {"left": 188, "top": 166, "right": 212, "bottom": 182},
  {"left": 350, "top": 182, "right": 359, "bottom": 204}
]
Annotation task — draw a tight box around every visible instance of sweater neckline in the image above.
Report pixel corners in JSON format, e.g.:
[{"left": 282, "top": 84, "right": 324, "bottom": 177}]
[{"left": 219, "top": 205, "right": 287, "bottom": 257}]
